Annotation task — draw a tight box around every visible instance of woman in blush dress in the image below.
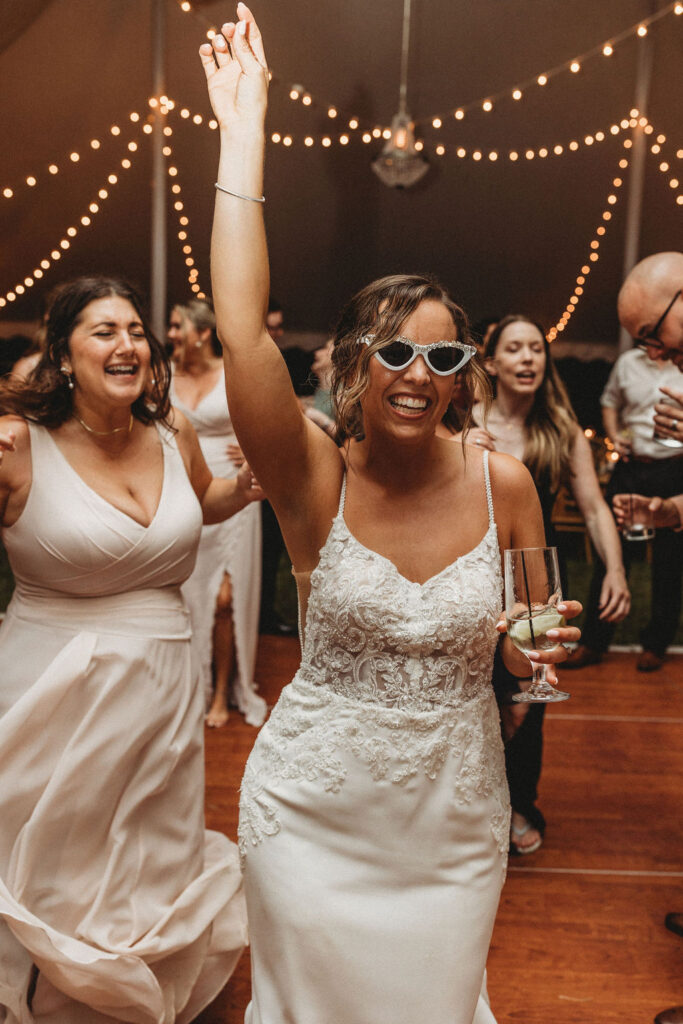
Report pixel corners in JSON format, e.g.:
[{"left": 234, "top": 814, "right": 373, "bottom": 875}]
[
  {"left": 170, "top": 300, "right": 265, "bottom": 728},
  {"left": 199, "top": 11, "right": 582, "bottom": 1023},
  {"left": 459, "top": 314, "right": 630, "bottom": 854},
  {"left": 0, "top": 276, "right": 259, "bottom": 1024}
]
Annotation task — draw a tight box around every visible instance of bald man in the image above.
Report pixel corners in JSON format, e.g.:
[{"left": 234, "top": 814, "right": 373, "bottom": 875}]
[
  {"left": 567, "top": 252, "right": 683, "bottom": 673},
  {"left": 586, "top": 253, "right": 683, "bottom": 1024}
]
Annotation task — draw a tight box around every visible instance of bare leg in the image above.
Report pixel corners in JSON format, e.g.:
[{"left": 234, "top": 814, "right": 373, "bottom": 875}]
[{"left": 206, "top": 573, "right": 235, "bottom": 729}]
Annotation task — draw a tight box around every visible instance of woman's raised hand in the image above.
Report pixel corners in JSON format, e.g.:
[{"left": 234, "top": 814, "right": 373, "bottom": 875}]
[{"left": 199, "top": 3, "right": 268, "bottom": 130}]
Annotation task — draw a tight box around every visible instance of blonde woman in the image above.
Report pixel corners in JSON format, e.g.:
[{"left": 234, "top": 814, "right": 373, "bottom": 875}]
[
  {"left": 468, "top": 314, "right": 630, "bottom": 854},
  {"left": 170, "top": 299, "right": 265, "bottom": 727}
]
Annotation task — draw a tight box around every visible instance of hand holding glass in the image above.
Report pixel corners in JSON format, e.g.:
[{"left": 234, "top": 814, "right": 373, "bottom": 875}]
[
  {"left": 504, "top": 547, "right": 570, "bottom": 703},
  {"left": 621, "top": 494, "right": 655, "bottom": 541}
]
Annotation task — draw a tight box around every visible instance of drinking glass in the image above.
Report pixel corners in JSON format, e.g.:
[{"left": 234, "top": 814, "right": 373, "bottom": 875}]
[
  {"left": 504, "top": 546, "right": 570, "bottom": 704},
  {"left": 621, "top": 494, "right": 655, "bottom": 541},
  {"left": 653, "top": 394, "right": 683, "bottom": 450}
]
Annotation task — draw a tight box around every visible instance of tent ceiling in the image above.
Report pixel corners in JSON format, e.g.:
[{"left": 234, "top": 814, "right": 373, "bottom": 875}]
[{"left": 0, "top": 0, "right": 681, "bottom": 342}]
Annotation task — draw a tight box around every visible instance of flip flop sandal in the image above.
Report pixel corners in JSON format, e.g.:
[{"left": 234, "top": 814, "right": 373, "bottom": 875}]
[{"left": 510, "top": 819, "right": 543, "bottom": 855}]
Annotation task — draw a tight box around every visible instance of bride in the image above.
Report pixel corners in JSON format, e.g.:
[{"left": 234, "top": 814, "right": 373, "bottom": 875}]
[{"left": 200, "top": 7, "right": 582, "bottom": 1022}]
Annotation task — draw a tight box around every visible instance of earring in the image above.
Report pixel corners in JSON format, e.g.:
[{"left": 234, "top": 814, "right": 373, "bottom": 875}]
[
  {"left": 61, "top": 367, "right": 74, "bottom": 390},
  {"left": 195, "top": 340, "right": 203, "bottom": 349}
]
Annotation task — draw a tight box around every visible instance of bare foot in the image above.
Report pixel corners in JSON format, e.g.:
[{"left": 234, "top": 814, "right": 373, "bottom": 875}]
[
  {"left": 510, "top": 811, "right": 543, "bottom": 854},
  {"left": 206, "top": 702, "right": 229, "bottom": 728}
]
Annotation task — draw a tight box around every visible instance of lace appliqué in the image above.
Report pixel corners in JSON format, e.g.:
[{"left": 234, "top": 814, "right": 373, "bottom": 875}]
[
  {"left": 239, "top": 464, "right": 511, "bottom": 865},
  {"left": 239, "top": 677, "right": 510, "bottom": 862}
]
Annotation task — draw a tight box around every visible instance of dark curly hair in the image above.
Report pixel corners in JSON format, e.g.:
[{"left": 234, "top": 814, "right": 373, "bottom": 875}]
[{"left": 0, "top": 276, "right": 172, "bottom": 428}]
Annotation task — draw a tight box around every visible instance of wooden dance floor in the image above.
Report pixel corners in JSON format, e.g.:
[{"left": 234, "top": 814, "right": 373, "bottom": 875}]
[{"left": 198, "top": 639, "right": 683, "bottom": 1023}]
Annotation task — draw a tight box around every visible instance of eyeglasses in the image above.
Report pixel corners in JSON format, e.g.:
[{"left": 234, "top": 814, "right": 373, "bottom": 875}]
[
  {"left": 634, "top": 289, "right": 682, "bottom": 354},
  {"left": 360, "top": 334, "right": 476, "bottom": 375}
]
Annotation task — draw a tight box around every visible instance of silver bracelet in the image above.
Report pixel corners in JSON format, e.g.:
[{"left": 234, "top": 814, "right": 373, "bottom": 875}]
[{"left": 214, "top": 182, "right": 265, "bottom": 204}]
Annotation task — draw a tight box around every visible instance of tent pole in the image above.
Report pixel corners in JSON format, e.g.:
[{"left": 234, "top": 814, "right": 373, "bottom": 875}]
[
  {"left": 150, "top": 0, "right": 167, "bottom": 339},
  {"left": 618, "top": 15, "right": 654, "bottom": 353}
]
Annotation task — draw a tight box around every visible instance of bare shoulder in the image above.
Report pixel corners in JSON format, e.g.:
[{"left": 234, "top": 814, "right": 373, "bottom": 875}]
[
  {"left": 487, "top": 449, "right": 535, "bottom": 497},
  {"left": 167, "top": 406, "right": 197, "bottom": 448}
]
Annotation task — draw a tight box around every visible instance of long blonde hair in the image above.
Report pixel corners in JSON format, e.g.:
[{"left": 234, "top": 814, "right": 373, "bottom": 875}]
[
  {"left": 330, "top": 274, "right": 491, "bottom": 442},
  {"left": 485, "top": 315, "right": 577, "bottom": 493}
]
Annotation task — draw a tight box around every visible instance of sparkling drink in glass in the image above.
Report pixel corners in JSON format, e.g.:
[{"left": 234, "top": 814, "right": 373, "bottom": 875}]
[{"left": 504, "top": 546, "right": 570, "bottom": 703}]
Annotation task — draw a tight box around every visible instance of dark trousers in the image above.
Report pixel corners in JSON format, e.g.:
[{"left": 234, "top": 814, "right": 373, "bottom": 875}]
[
  {"left": 582, "top": 457, "right": 683, "bottom": 657},
  {"left": 259, "top": 500, "right": 286, "bottom": 630},
  {"left": 492, "top": 647, "right": 546, "bottom": 833}
]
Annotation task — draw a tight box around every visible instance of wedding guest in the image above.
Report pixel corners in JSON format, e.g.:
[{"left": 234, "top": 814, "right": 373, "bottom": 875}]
[
  {"left": 171, "top": 299, "right": 266, "bottom": 727},
  {"left": 607, "top": 254, "right": 683, "bottom": 1024},
  {"left": 567, "top": 255, "right": 683, "bottom": 673},
  {"left": 0, "top": 276, "right": 257, "bottom": 1021},
  {"left": 199, "top": 11, "right": 582, "bottom": 1022},
  {"left": 440, "top": 314, "right": 629, "bottom": 855}
]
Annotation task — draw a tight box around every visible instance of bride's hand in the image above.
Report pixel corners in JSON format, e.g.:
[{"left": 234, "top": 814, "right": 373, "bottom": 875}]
[
  {"left": 199, "top": 3, "right": 269, "bottom": 131},
  {"left": 497, "top": 600, "right": 583, "bottom": 686}
]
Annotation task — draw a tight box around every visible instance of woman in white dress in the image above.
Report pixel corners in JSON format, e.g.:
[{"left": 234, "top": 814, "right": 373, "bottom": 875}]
[
  {"left": 0, "top": 276, "right": 258, "bottom": 1023},
  {"left": 170, "top": 300, "right": 265, "bottom": 728},
  {"left": 199, "top": 10, "right": 582, "bottom": 1023}
]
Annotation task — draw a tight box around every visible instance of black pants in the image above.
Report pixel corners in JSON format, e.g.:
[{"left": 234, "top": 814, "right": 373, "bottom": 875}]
[
  {"left": 259, "top": 500, "right": 287, "bottom": 630},
  {"left": 582, "top": 457, "right": 683, "bottom": 657},
  {"left": 492, "top": 648, "right": 546, "bottom": 833}
]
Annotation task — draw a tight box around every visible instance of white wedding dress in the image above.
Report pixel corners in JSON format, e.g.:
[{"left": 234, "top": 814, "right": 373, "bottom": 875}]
[
  {"left": 172, "top": 373, "right": 265, "bottom": 726},
  {"left": 0, "top": 422, "right": 247, "bottom": 1024},
  {"left": 239, "top": 451, "right": 509, "bottom": 1024}
]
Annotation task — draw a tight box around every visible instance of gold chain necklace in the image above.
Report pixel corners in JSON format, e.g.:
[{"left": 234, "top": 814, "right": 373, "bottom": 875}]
[{"left": 74, "top": 412, "right": 134, "bottom": 437}]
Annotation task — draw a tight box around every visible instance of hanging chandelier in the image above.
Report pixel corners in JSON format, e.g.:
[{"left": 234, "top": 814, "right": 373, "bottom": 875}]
[{"left": 372, "top": 0, "right": 429, "bottom": 188}]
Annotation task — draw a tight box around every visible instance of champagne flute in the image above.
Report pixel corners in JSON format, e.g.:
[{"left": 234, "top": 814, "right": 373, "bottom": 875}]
[{"left": 504, "top": 547, "right": 570, "bottom": 704}]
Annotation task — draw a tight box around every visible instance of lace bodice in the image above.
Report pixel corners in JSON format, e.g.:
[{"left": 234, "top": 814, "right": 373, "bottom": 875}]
[{"left": 297, "top": 451, "right": 503, "bottom": 713}]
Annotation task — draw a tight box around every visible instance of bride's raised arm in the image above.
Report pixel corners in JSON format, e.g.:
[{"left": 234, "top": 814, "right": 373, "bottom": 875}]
[{"left": 199, "top": 5, "right": 340, "bottom": 527}]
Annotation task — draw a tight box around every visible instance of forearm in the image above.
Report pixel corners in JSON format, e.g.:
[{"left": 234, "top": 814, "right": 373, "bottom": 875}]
[
  {"left": 583, "top": 502, "right": 624, "bottom": 574},
  {"left": 602, "top": 406, "right": 619, "bottom": 439},
  {"left": 211, "top": 127, "right": 269, "bottom": 347},
  {"left": 201, "top": 476, "right": 249, "bottom": 524}
]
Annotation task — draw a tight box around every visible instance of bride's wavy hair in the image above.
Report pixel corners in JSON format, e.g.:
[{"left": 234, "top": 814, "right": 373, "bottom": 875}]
[
  {"left": 0, "top": 276, "right": 172, "bottom": 428},
  {"left": 330, "top": 273, "right": 490, "bottom": 442},
  {"left": 485, "top": 314, "right": 577, "bottom": 492}
]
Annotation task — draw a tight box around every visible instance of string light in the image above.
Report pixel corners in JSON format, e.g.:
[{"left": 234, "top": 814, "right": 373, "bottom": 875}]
[
  {"left": 162, "top": 141, "right": 206, "bottom": 297},
  {"left": 417, "top": 112, "right": 631, "bottom": 164},
  {"left": 648, "top": 123, "right": 683, "bottom": 207},
  {"left": 548, "top": 146, "right": 630, "bottom": 341},
  {"left": 172, "top": 0, "right": 681, "bottom": 141},
  {"left": 2, "top": 112, "right": 144, "bottom": 200},
  {"left": 0, "top": 134, "right": 144, "bottom": 308}
]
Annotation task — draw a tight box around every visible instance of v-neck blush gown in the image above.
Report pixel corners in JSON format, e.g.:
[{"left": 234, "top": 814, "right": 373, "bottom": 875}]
[
  {"left": 239, "top": 451, "right": 510, "bottom": 1024},
  {"left": 0, "top": 422, "right": 247, "bottom": 1024},
  {"left": 172, "top": 373, "right": 265, "bottom": 726}
]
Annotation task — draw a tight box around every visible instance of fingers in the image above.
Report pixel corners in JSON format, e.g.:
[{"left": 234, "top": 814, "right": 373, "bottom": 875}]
[
  {"left": 237, "top": 2, "right": 268, "bottom": 68},
  {"left": 231, "top": 11, "right": 266, "bottom": 74},
  {"left": 213, "top": 26, "right": 235, "bottom": 67},
  {"left": 199, "top": 42, "right": 219, "bottom": 80},
  {"left": 557, "top": 599, "right": 582, "bottom": 620}
]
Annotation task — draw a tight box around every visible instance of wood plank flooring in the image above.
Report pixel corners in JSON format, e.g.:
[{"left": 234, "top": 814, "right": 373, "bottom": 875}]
[{"left": 197, "top": 641, "right": 683, "bottom": 1024}]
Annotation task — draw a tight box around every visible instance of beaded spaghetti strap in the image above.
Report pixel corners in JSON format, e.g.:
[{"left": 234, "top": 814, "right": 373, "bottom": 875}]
[
  {"left": 482, "top": 449, "right": 495, "bottom": 528},
  {"left": 337, "top": 472, "right": 347, "bottom": 517}
]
